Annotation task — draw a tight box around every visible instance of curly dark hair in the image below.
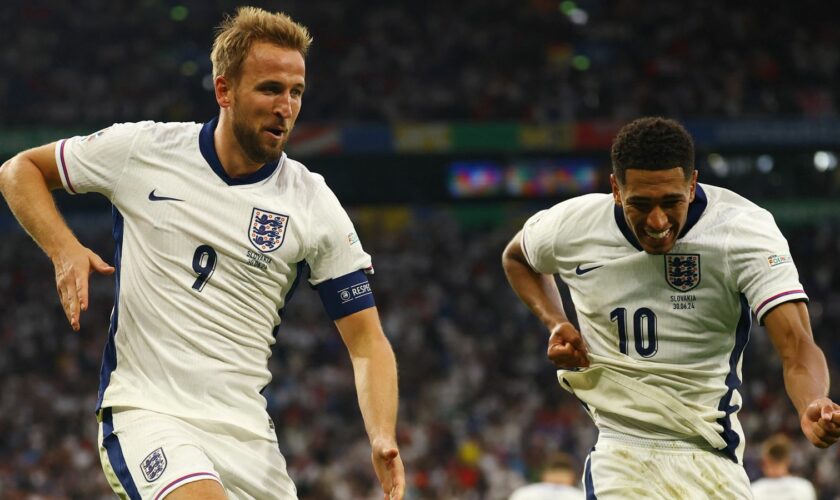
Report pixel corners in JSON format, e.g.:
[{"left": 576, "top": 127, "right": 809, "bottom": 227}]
[{"left": 610, "top": 117, "right": 695, "bottom": 184}]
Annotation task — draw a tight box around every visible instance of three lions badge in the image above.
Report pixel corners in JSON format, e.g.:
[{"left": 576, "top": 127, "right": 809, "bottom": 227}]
[
  {"left": 249, "top": 208, "right": 289, "bottom": 253},
  {"left": 665, "top": 254, "right": 701, "bottom": 292},
  {"left": 140, "top": 447, "right": 167, "bottom": 482}
]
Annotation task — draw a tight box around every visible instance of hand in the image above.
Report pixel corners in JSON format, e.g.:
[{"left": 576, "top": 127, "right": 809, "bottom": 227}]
[
  {"left": 800, "top": 397, "right": 840, "bottom": 448},
  {"left": 51, "top": 243, "right": 115, "bottom": 331},
  {"left": 371, "top": 438, "right": 405, "bottom": 500},
  {"left": 547, "top": 322, "right": 589, "bottom": 369}
]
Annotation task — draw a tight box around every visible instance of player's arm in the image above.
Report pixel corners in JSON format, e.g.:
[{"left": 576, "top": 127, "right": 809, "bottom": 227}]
[
  {"left": 502, "top": 231, "right": 588, "bottom": 368},
  {"left": 334, "top": 307, "right": 404, "bottom": 500},
  {"left": 764, "top": 301, "right": 840, "bottom": 448},
  {"left": 0, "top": 144, "right": 114, "bottom": 331}
]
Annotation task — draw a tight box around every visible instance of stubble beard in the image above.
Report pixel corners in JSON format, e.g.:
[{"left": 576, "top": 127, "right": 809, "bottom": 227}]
[{"left": 232, "top": 114, "right": 286, "bottom": 165}]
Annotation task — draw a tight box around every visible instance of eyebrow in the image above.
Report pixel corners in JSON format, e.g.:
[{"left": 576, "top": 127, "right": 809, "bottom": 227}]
[
  {"left": 255, "top": 80, "right": 306, "bottom": 91},
  {"left": 626, "top": 193, "right": 687, "bottom": 203}
]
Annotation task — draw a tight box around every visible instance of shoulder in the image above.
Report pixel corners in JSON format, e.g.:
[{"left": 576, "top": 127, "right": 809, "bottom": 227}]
[
  {"left": 784, "top": 476, "right": 817, "bottom": 492},
  {"left": 700, "top": 183, "right": 768, "bottom": 220},
  {"left": 276, "top": 156, "right": 349, "bottom": 219},
  {"left": 558, "top": 192, "right": 613, "bottom": 211},
  {"left": 94, "top": 121, "right": 201, "bottom": 148},
  {"left": 697, "top": 183, "right": 781, "bottom": 237},
  {"left": 277, "top": 156, "right": 329, "bottom": 196},
  {"left": 106, "top": 120, "right": 192, "bottom": 135},
  {"left": 527, "top": 192, "right": 613, "bottom": 232},
  {"left": 510, "top": 483, "right": 584, "bottom": 500},
  {"left": 535, "top": 192, "right": 612, "bottom": 220},
  {"left": 751, "top": 476, "right": 815, "bottom": 494},
  {"left": 139, "top": 121, "right": 203, "bottom": 142}
]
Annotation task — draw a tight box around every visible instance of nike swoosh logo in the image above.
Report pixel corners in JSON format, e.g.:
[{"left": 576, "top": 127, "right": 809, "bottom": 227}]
[
  {"left": 148, "top": 189, "right": 184, "bottom": 202},
  {"left": 575, "top": 264, "right": 603, "bottom": 275}
]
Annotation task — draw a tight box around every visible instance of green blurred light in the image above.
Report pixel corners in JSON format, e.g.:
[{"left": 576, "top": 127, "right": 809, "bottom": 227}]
[
  {"left": 170, "top": 5, "right": 188, "bottom": 21},
  {"left": 180, "top": 61, "right": 198, "bottom": 76},
  {"left": 560, "top": 1, "right": 577, "bottom": 15},
  {"left": 572, "top": 55, "right": 590, "bottom": 71}
]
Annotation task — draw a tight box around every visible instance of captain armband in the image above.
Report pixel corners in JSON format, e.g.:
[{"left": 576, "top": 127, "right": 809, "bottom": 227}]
[{"left": 316, "top": 269, "right": 376, "bottom": 320}]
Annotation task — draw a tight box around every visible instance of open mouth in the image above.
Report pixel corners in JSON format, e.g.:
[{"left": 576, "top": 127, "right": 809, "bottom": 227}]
[
  {"left": 265, "top": 127, "right": 286, "bottom": 139},
  {"left": 645, "top": 228, "right": 671, "bottom": 240}
]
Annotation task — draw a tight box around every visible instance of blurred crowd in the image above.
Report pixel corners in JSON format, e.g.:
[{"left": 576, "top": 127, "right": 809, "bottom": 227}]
[
  {"left": 3, "top": 0, "right": 840, "bottom": 127},
  {"left": 0, "top": 203, "right": 838, "bottom": 499},
  {"left": 3, "top": 1, "right": 840, "bottom": 498}
]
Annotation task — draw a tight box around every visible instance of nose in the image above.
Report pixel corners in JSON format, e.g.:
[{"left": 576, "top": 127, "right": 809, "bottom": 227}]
[
  {"left": 274, "top": 92, "right": 293, "bottom": 119},
  {"left": 647, "top": 206, "right": 669, "bottom": 230}
]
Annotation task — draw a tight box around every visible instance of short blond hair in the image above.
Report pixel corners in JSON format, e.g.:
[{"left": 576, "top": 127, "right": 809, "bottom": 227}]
[{"left": 211, "top": 6, "right": 313, "bottom": 80}]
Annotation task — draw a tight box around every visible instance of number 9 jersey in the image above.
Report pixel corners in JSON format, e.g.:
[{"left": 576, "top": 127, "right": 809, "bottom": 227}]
[
  {"left": 55, "top": 119, "right": 374, "bottom": 441},
  {"left": 521, "top": 185, "right": 807, "bottom": 463}
]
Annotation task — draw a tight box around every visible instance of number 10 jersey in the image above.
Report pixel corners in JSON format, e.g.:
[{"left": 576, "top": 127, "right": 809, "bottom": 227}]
[{"left": 521, "top": 184, "right": 807, "bottom": 463}]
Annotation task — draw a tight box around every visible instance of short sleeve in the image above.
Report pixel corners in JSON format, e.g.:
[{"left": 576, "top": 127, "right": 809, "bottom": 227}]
[
  {"left": 54, "top": 122, "right": 150, "bottom": 198},
  {"left": 727, "top": 209, "right": 808, "bottom": 323},
  {"left": 521, "top": 205, "right": 564, "bottom": 275},
  {"left": 305, "top": 182, "right": 372, "bottom": 285}
]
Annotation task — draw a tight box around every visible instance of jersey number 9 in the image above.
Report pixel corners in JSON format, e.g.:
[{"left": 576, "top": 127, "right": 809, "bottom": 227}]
[{"left": 191, "top": 245, "right": 218, "bottom": 292}]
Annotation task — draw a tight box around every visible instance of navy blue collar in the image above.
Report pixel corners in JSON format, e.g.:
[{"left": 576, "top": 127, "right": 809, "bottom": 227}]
[
  {"left": 614, "top": 184, "right": 708, "bottom": 251},
  {"left": 199, "top": 117, "right": 283, "bottom": 186}
]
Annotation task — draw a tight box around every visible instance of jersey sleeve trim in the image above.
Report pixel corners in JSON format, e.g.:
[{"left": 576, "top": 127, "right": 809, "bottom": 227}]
[
  {"left": 520, "top": 229, "right": 539, "bottom": 272},
  {"left": 754, "top": 289, "right": 809, "bottom": 323},
  {"left": 315, "top": 269, "right": 376, "bottom": 320},
  {"left": 54, "top": 139, "right": 78, "bottom": 194},
  {"left": 155, "top": 472, "right": 223, "bottom": 500}
]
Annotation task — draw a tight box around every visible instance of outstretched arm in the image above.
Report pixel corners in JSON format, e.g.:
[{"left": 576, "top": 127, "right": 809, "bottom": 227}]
[
  {"left": 335, "top": 307, "right": 404, "bottom": 500},
  {"left": 0, "top": 144, "right": 114, "bottom": 331},
  {"left": 764, "top": 301, "right": 840, "bottom": 448},
  {"left": 502, "top": 231, "right": 588, "bottom": 368}
]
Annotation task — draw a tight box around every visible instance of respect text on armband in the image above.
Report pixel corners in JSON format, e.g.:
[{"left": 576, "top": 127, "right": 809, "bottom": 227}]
[{"left": 339, "top": 282, "right": 372, "bottom": 304}]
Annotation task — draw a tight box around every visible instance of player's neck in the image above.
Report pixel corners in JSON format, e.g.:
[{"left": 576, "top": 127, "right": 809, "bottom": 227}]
[
  {"left": 214, "top": 114, "right": 264, "bottom": 178},
  {"left": 762, "top": 463, "right": 789, "bottom": 478}
]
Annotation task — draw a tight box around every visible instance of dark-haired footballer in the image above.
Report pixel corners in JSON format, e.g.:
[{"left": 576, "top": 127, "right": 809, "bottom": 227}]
[{"left": 502, "top": 117, "right": 839, "bottom": 498}]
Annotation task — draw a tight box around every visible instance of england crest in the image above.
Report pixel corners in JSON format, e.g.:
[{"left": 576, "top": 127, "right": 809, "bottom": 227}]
[
  {"left": 140, "top": 447, "right": 167, "bottom": 482},
  {"left": 249, "top": 208, "right": 289, "bottom": 253},
  {"left": 665, "top": 254, "right": 701, "bottom": 292}
]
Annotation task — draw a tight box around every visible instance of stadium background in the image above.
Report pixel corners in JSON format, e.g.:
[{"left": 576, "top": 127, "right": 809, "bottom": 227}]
[{"left": 1, "top": 0, "right": 839, "bottom": 498}]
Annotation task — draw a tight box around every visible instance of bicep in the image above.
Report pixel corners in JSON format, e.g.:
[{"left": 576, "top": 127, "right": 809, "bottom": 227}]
[
  {"left": 763, "top": 301, "right": 814, "bottom": 358},
  {"left": 17, "top": 142, "right": 64, "bottom": 190},
  {"left": 335, "top": 307, "right": 385, "bottom": 354}
]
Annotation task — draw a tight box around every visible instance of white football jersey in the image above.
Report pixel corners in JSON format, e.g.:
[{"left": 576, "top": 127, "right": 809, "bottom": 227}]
[
  {"left": 509, "top": 483, "right": 584, "bottom": 500},
  {"left": 522, "top": 184, "right": 807, "bottom": 463},
  {"left": 751, "top": 476, "right": 817, "bottom": 500},
  {"left": 56, "top": 119, "right": 373, "bottom": 440}
]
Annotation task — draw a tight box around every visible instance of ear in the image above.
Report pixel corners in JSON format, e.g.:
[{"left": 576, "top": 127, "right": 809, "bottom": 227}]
[
  {"left": 215, "top": 76, "right": 232, "bottom": 108},
  {"left": 610, "top": 174, "right": 622, "bottom": 206},
  {"left": 688, "top": 170, "right": 698, "bottom": 202}
]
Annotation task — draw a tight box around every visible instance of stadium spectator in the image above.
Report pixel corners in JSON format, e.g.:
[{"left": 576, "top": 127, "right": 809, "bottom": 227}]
[
  {"left": 3, "top": 0, "right": 840, "bottom": 126},
  {"left": 751, "top": 433, "right": 817, "bottom": 500},
  {"left": 508, "top": 452, "right": 584, "bottom": 500}
]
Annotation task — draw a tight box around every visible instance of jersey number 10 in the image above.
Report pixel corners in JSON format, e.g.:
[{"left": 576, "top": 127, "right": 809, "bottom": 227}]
[{"left": 609, "top": 307, "right": 658, "bottom": 357}]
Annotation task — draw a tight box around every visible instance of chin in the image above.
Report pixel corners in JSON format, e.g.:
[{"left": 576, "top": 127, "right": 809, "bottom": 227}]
[{"left": 639, "top": 238, "right": 676, "bottom": 255}]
